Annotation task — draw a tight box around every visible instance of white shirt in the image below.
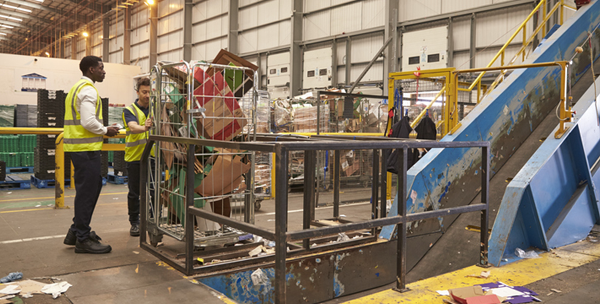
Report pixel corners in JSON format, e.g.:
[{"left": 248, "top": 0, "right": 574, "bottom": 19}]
[{"left": 77, "top": 76, "right": 107, "bottom": 135}]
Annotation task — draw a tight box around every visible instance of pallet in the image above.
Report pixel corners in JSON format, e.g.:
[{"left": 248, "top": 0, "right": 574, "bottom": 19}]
[
  {"left": 30, "top": 175, "right": 108, "bottom": 188},
  {"left": 6, "top": 167, "right": 34, "bottom": 174},
  {"left": 0, "top": 175, "right": 32, "bottom": 190},
  {"left": 107, "top": 173, "right": 128, "bottom": 184}
]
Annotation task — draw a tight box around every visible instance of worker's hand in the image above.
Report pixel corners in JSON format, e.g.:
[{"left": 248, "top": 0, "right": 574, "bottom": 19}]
[
  {"left": 144, "top": 118, "right": 153, "bottom": 130},
  {"left": 106, "top": 126, "right": 119, "bottom": 137}
]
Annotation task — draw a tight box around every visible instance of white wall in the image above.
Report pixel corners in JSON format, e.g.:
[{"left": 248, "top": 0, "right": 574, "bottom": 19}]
[{"left": 0, "top": 53, "right": 141, "bottom": 106}]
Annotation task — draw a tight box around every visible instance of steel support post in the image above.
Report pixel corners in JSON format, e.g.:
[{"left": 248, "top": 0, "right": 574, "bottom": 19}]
[
  {"left": 384, "top": 0, "right": 398, "bottom": 96},
  {"left": 185, "top": 144, "right": 196, "bottom": 275},
  {"left": 346, "top": 37, "right": 351, "bottom": 86},
  {"left": 380, "top": 149, "right": 388, "bottom": 219},
  {"left": 290, "top": 0, "right": 303, "bottom": 96},
  {"left": 124, "top": 7, "right": 131, "bottom": 64},
  {"left": 371, "top": 149, "right": 380, "bottom": 235},
  {"left": 274, "top": 145, "right": 289, "bottom": 303},
  {"left": 470, "top": 13, "right": 476, "bottom": 69},
  {"left": 149, "top": 4, "right": 158, "bottom": 68},
  {"left": 303, "top": 150, "right": 316, "bottom": 249},
  {"left": 71, "top": 37, "right": 76, "bottom": 59},
  {"left": 394, "top": 148, "right": 409, "bottom": 292},
  {"left": 227, "top": 0, "right": 239, "bottom": 55},
  {"left": 480, "top": 145, "right": 490, "bottom": 267},
  {"left": 334, "top": 150, "right": 341, "bottom": 219},
  {"left": 103, "top": 16, "right": 110, "bottom": 62}
]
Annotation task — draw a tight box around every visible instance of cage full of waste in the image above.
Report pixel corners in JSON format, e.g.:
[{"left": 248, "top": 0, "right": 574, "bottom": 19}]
[{"left": 144, "top": 60, "right": 258, "bottom": 248}]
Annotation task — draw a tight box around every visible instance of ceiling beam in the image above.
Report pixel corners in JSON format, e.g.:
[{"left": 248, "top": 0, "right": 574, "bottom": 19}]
[
  {"left": 62, "top": 0, "right": 105, "bottom": 14},
  {"left": 0, "top": 19, "right": 33, "bottom": 30},
  {"left": 0, "top": 7, "right": 51, "bottom": 25},
  {"left": 2, "top": 0, "right": 59, "bottom": 14}
]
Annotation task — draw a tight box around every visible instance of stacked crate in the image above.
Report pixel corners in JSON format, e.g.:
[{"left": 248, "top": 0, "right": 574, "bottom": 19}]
[
  {"left": 35, "top": 89, "right": 67, "bottom": 180},
  {"left": 0, "top": 136, "right": 20, "bottom": 167}
]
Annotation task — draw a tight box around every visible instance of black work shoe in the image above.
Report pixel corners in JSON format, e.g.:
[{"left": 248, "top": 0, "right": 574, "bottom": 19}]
[
  {"left": 75, "top": 235, "right": 112, "bottom": 254},
  {"left": 130, "top": 223, "right": 140, "bottom": 237},
  {"left": 64, "top": 230, "right": 101, "bottom": 246}
]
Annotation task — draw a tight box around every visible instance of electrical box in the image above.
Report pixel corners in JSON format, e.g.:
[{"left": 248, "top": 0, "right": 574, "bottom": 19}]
[
  {"left": 267, "top": 52, "right": 291, "bottom": 99},
  {"left": 303, "top": 48, "right": 332, "bottom": 89},
  {"left": 402, "top": 26, "right": 448, "bottom": 71}
]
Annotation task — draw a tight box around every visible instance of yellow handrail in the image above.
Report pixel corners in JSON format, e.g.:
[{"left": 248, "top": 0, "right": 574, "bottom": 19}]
[{"left": 407, "top": 0, "right": 571, "bottom": 136}]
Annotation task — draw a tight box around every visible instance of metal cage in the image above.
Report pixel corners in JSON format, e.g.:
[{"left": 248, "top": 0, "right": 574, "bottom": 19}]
[{"left": 145, "top": 60, "right": 258, "bottom": 247}]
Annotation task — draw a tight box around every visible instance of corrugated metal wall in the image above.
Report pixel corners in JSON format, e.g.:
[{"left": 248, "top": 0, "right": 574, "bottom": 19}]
[{"left": 68, "top": 0, "right": 580, "bottom": 90}]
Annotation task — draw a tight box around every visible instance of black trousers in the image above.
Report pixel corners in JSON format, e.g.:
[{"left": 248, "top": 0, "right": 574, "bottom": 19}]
[
  {"left": 126, "top": 161, "right": 141, "bottom": 224},
  {"left": 70, "top": 151, "right": 103, "bottom": 242}
]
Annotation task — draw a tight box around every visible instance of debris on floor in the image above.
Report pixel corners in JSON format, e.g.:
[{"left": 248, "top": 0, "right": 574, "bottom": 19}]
[
  {"left": 466, "top": 271, "right": 491, "bottom": 278},
  {"left": 41, "top": 281, "right": 72, "bottom": 299},
  {"left": 0, "top": 276, "right": 72, "bottom": 300},
  {"left": 0, "top": 272, "right": 22, "bottom": 283},
  {"left": 515, "top": 248, "right": 539, "bottom": 259},
  {"left": 443, "top": 282, "right": 540, "bottom": 304}
]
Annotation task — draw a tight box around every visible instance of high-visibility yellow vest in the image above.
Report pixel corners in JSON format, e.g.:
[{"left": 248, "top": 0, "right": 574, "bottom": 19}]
[
  {"left": 64, "top": 79, "right": 104, "bottom": 152},
  {"left": 122, "top": 103, "right": 153, "bottom": 162}
]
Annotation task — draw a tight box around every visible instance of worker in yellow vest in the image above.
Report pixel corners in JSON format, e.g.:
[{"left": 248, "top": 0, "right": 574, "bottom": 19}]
[
  {"left": 63, "top": 56, "right": 119, "bottom": 254},
  {"left": 122, "top": 77, "right": 153, "bottom": 237}
]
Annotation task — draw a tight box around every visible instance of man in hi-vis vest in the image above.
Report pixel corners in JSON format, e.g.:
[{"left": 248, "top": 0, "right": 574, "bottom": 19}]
[
  {"left": 63, "top": 56, "right": 119, "bottom": 254},
  {"left": 122, "top": 77, "right": 153, "bottom": 237}
]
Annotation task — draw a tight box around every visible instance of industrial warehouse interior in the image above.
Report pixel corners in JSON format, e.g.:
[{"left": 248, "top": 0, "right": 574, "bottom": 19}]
[{"left": 1, "top": 0, "right": 600, "bottom": 303}]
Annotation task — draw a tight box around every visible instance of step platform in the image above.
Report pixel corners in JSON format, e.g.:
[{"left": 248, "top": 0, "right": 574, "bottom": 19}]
[
  {"left": 0, "top": 175, "right": 32, "bottom": 190},
  {"left": 30, "top": 175, "right": 107, "bottom": 188},
  {"left": 107, "top": 173, "right": 128, "bottom": 184},
  {"left": 6, "top": 167, "right": 34, "bottom": 174}
]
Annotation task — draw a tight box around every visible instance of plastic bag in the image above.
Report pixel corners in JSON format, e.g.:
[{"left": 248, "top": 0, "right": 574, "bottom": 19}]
[
  {"left": 515, "top": 248, "right": 539, "bottom": 259},
  {"left": 251, "top": 268, "right": 268, "bottom": 286}
]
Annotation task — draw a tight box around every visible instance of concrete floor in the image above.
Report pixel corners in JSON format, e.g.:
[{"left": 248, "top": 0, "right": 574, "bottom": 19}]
[
  {"left": 0, "top": 173, "right": 375, "bottom": 303},
  {"left": 1, "top": 173, "right": 599, "bottom": 303}
]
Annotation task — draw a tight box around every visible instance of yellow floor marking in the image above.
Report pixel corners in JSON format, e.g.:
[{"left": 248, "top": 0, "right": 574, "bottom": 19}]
[
  {"left": 0, "top": 191, "right": 128, "bottom": 203},
  {"left": 343, "top": 241, "right": 600, "bottom": 303}
]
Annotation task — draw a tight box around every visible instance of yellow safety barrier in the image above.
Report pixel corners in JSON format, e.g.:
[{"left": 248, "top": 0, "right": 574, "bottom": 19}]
[
  {"left": 54, "top": 130, "right": 126, "bottom": 209},
  {"left": 404, "top": 0, "right": 574, "bottom": 137}
]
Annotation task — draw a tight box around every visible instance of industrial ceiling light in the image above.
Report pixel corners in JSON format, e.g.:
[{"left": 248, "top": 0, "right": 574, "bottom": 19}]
[
  {"left": 146, "top": 0, "right": 154, "bottom": 5},
  {"left": 0, "top": 4, "right": 33, "bottom": 13},
  {"left": 0, "top": 14, "right": 22, "bottom": 22},
  {"left": 0, "top": 33, "right": 6, "bottom": 36},
  {"left": 45, "top": 52, "right": 50, "bottom": 56},
  {"left": 0, "top": 24, "right": 14, "bottom": 29},
  {"left": 82, "top": 32, "right": 89, "bottom": 37}
]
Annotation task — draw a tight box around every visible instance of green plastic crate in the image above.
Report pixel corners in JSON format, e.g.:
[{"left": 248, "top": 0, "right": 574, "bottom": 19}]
[{"left": 20, "top": 152, "right": 33, "bottom": 167}]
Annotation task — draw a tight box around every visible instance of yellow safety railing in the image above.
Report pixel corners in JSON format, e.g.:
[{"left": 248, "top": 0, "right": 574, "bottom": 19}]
[
  {"left": 0, "top": 127, "right": 125, "bottom": 208},
  {"left": 406, "top": 0, "right": 576, "bottom": 135},
  {"left": 55, "top": 131, "right": 126, "bottom": 208}
]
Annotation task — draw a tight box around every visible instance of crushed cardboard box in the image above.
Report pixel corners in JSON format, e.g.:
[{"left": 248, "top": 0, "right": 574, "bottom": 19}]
[{"left": 196, "top": 154, "right": 251, "bottom": 197}]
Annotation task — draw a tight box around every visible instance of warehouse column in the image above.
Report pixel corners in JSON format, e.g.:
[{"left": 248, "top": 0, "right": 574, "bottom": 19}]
[
  {"left": 149, "top": 3, "right": 158, "bottom": 68},
  {"left": 470, "top": 13, "right": 476, "bottom": 69},
  {"left": 71, "top": 37, "right": 76, "bottom": 59},
  {"left": 383, "top": 0, "right": 398, "bottom": 96},
  {"left": 345, "top": 37, "right": 351, "bottom": 85},
  {"left": 124, "top": 7, "right": 131, "bottom": 64},
  {"left": 183, "top": 0, "right": 193, "bottom": 61},
  {"left": 85, "top": 26, "right": 91, "bottom": 56},
  {"left": 290, "top": 0, "right": 303, "bottom": 97},
  {"left": 103, "top": 16, "right": 110, "bottom": 62},
  {"left": 227, "top": 0, "right": 239, "bottom": 55}
]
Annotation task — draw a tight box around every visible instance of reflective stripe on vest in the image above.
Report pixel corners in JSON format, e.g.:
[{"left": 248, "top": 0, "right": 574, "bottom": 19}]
[
  {"left": 64, "top": 79, "right": 104, "bottom": 152},
  {"left": 123, "top": 103, "right": 152, "bottom": 162}
]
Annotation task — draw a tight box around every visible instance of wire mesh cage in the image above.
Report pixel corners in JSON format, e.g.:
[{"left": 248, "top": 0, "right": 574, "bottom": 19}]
[{"left": 147, "top": 60, "right": 258, "bottom": 247}]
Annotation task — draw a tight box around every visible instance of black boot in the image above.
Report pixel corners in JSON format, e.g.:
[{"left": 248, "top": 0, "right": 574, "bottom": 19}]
[
  {"left": 130, "top": 223, "right": 140, "bottom": 237},
  {"left": 64, "top": 229, "right": 101, "bottom": 246},
  {"left": 75, "top": 235, "right": 112, "bottom": 254}
]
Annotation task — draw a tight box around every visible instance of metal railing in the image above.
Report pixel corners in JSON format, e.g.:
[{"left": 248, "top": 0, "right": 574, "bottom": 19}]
[
  {"left": 139, "top": 134, "right": 490, "bottom": 303},
  {"left": 406, "top": 0, "right": 576, "bottom": 135},
  {"left": 0, "top": 127, "right": 127, "bottom": 208}
]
